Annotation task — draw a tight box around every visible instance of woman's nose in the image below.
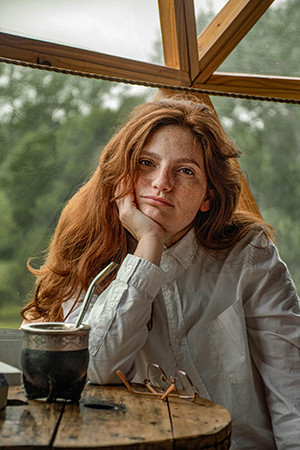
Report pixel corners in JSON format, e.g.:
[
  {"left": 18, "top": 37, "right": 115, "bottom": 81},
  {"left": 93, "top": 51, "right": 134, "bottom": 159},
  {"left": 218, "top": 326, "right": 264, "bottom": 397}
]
[{"left": 152, "top": 167, "right": 173, "bottom": 191}]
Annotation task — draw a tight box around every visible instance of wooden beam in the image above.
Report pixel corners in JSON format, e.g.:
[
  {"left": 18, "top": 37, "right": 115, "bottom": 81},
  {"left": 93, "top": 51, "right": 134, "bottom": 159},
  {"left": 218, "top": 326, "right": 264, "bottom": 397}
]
[
  {"left": 194, "top": 72, "right": 300, "bottom": 101},
  {"left": 0, "top": 32, "right": 190, "bottom": 87},
  {"left": 194, "top": 0, "right": 275, "bottom": 84},
  {"left": 182, "top": 0, "right": 200, "bottom": 81},
  {"left": 158, "top": 0, "right": 199, "bottom": 80},
  {"left": 158, "top": 0, "right": 183, "bottom": 70}
]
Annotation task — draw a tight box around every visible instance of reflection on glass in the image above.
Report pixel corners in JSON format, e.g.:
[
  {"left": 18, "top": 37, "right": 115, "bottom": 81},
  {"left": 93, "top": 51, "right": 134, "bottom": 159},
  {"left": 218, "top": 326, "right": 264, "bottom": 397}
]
[{"left": 0, "top": 0, "right": 163, "bottom": 64}]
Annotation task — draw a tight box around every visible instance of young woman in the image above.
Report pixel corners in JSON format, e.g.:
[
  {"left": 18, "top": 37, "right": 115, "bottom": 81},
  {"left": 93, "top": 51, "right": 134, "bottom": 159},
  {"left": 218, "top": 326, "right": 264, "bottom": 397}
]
[{"left": 22, "top": 97, "right": 300, "bottom": 449}]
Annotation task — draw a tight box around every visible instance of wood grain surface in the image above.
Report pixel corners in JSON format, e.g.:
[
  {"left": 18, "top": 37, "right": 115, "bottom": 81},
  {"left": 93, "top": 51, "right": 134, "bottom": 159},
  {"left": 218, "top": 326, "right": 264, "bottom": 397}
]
[
  {"left": 54, "top": 384, "right": 173, "bottom": 450},
  {"left": 1, "top": 384, "right": 231, "bottom": 449},
  {"left": 0, "top": 385, "right": 64, "bottom": 448}
]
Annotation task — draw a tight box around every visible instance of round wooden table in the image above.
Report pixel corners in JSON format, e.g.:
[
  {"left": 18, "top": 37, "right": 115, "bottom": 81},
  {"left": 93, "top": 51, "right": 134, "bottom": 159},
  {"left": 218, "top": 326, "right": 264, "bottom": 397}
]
[{"left": 1, "top": 383, "right": 231, "bottom": 449}]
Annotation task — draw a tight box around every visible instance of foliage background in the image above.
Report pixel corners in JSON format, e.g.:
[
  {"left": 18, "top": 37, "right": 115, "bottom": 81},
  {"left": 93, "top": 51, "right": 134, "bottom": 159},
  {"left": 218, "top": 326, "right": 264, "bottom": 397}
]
[{"left": 0, "top": 0, "right": 299, "bottom": 328}]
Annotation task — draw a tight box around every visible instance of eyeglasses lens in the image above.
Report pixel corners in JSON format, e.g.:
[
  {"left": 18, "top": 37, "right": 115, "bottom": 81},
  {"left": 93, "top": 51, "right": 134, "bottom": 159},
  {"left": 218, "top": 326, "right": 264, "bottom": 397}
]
[
  {"left": 148, "top": 364, "right": 170, "bottom": 393},
  {"left": 175, "top": 371, "right": 195, "bottom": 397}
]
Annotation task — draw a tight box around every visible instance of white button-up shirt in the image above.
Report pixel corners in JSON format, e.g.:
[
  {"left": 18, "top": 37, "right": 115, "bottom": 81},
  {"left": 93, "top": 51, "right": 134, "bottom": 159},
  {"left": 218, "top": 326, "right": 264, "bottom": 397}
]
[{"left": 64, "top": 229, "right": 300, "bottom": 450}]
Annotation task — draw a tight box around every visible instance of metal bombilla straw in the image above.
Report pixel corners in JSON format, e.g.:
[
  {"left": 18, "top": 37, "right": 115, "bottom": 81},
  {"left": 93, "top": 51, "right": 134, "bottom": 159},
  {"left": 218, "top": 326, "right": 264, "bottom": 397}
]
[{"left": 74, "top": 261, "right": 118, "bottom": 329}]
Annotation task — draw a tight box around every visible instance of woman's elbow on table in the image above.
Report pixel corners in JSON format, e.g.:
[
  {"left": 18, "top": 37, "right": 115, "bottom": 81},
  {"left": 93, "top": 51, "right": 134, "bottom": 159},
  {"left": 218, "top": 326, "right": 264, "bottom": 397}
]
[{"left": 87, "top": 356, "right": 136, "bottom": 385}]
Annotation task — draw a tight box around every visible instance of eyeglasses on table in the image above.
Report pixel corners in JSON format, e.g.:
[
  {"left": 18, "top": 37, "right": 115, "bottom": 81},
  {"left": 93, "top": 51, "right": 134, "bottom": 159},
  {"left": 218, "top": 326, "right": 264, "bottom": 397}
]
[{"left": 117, "top": 363, "right": 198, "bottom": 401}]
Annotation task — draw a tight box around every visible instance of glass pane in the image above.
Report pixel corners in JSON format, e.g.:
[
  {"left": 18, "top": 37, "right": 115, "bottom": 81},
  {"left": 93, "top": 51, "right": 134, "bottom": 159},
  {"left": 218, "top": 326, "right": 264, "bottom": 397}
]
[
  {"left": 218, "top": 0, "right": 299, "bottom": 76},
  {"left": 194, "top": 0, "right": 228, "bottom": 35},
  {"left": 212, "top": 94, "right": 300, "bottom": 292},
  {"left": 0, "top": 0, "right": 163, "bottom": 65},
  {"left": 194, "top": 0, "right": 289, "bottom": 39},
  {"left": 0, "top": 62, "right": 154, "bottom": 328}
]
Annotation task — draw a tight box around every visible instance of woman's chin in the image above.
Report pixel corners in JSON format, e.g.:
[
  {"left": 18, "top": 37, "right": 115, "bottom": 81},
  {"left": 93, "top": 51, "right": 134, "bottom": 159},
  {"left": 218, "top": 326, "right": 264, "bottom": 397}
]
[{"left": 140, "top": 206, "right": 164, "bottom": 223}]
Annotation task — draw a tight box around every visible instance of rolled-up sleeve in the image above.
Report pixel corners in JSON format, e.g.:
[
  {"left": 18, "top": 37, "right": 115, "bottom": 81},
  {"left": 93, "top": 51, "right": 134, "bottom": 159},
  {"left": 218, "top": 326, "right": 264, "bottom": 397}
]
[
  {"left": 243, "top": 240, "right": 300, "bottom": 450},
  {"left": 87, "top": 254, "right": 167, "bottom": 384}
]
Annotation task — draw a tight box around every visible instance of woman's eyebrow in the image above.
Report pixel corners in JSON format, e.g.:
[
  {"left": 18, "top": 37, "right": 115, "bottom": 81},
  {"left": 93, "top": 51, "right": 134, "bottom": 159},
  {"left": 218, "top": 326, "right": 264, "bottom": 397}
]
[
  {"left": 139, "top": 150, "right": 159, "bottom": 159},
  {"left": 175, "top": 158, "right": 201, "bottom": 169},
  {"left": 140, "top": 151, "right": 201, "bottom": 169}
]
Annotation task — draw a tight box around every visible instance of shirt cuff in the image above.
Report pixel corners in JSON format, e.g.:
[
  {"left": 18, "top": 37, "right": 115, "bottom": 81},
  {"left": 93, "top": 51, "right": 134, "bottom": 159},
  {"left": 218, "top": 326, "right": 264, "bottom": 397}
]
[{"left": 117, "top": 254, "right": 167, "bottom": 298}]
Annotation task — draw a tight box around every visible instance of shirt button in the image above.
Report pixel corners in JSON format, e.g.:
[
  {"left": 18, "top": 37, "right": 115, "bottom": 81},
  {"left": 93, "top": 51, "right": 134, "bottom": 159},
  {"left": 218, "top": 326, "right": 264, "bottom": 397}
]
[
  {"left": 108, "top": 298, "right": 118, "bottom": 309},
  {"left": 126, "top": 264, "right": 132, "bottom": 272},
  {"left": 161, "top": 262, "right": 170, "bottom": 271},
  {"left": 165, "top": 283, "right": 174, "bottom": 292}
]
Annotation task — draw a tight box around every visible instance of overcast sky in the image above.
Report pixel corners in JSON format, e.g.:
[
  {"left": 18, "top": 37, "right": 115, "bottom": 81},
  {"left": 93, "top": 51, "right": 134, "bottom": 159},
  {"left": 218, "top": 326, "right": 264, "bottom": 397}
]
[{"left": 0, "top": 0, "right": 286, "bottom": 63}]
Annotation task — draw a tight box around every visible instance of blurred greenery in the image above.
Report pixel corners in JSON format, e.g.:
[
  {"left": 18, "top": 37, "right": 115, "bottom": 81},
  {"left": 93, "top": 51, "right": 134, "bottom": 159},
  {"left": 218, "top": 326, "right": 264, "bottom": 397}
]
[
  {"left": 0, "top": 66, "right": 152, "bottom": 327},
  {"left": 0, "top": 0, "right": 299, "bottom": 328},
  {"left": 211, "top": 0, "right": 300, "bottom": 290}
]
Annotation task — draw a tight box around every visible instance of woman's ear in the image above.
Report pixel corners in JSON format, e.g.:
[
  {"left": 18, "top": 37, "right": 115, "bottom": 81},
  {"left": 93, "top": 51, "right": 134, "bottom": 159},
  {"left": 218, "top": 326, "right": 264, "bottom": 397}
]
[{"left": 200, "top": 189, "right": 214, "bottom": 212}]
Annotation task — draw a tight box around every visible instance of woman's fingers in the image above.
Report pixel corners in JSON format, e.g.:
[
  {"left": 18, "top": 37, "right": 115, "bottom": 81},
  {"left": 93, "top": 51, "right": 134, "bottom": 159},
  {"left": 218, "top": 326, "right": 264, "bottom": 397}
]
[
  {"left": 117, "top": 191, "right": 150, "bottom": 241},
  {"left": 115, "top": 179, "right": 165, "bottom": 243},
  {"left": 115, "top": 177, "right": 166, "bottom": 265}
]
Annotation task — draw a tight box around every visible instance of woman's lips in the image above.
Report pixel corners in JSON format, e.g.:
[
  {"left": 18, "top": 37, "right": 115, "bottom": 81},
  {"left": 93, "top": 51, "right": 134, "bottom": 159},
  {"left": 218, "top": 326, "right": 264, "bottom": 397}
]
[{"left": 143, "top": 196, "right": 174, "bottom": 207}]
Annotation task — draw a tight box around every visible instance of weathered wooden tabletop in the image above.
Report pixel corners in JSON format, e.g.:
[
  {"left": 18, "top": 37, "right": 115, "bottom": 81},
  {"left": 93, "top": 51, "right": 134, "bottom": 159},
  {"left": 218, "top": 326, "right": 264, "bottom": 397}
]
[{"left": 0, "top": 384, "right": 231, "bottom": 449}]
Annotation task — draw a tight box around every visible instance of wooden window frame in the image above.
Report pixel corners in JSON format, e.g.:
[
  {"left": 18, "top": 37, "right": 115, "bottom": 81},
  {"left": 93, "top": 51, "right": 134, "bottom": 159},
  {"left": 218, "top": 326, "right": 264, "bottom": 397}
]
[{"left": 1, "top": 0, "right": 298, "bottom": 216}]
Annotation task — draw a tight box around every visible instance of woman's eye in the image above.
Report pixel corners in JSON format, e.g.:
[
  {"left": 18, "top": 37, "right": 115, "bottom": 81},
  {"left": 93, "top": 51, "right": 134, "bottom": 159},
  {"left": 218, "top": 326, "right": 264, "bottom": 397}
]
[
  {"left": 139, "top": 159, "right": 154, "bottom": 167},
  {"left": 179, "top": 167, "right": 194, "bottom": 175}
]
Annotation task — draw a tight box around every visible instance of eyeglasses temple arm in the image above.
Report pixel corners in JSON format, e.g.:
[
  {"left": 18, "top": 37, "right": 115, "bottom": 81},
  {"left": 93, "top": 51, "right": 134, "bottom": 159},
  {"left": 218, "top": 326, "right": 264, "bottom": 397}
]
[
  {"left": 116, "top": 370, "right": 139, "bottom": 395},
  {"left": 116, "top": 370, "right": 163, "bottom": 397},
  {"left": 160, "top": 382, "right": 176, "bottom": 400},
  {"left": 144, "top": 379, "right": 160, "bottom": 395}
]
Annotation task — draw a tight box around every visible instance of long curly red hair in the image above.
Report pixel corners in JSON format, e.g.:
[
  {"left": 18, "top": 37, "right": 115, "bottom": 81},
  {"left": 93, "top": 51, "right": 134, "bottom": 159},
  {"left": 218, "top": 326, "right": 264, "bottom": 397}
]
[{"left": 21, "top": 97, "right": 274, "bottom": 322}]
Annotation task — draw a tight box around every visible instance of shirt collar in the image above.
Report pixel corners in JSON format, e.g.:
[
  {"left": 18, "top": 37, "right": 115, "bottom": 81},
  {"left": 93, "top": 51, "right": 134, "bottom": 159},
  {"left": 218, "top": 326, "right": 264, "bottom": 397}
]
[{"left": 163, "top": 228, "right": 199, "bottom": 269}]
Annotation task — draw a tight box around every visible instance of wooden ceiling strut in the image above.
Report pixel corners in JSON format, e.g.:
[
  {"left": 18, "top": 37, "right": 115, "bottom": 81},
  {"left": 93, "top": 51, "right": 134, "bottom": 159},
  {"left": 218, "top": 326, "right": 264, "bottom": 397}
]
[
  {"left": 0, "top": 0, "right": 281, "bottom": 219},
  {"left": 158, "top": 0, "right": 185, "bottom": 70},
  {"left": 1, "top": 0, "right": 300, "bottom": 102},
  {"left": 181, "top": 0, "right": 200, "bottom": 82},
  {"left": 0, "top": 32, "right": 190, "bottom": 87},
  {"left": 195, "top": 0, "right": 275, "bottom": 85},
  {"left": 194, "top": 72, "right": 300, "bottom": 101},
  {"left": 158, "top": 0, "right": 199, "bottom": 81}
]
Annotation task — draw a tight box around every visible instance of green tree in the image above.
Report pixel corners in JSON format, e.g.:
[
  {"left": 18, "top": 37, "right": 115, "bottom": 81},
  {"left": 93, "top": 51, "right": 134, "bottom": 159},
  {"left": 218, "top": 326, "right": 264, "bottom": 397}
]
[
  {"left": 0, "top": 63, "right": 151, "bottom": 327},
  {"left": 208, "top": 0, "right": 300, "bottom": 288}
]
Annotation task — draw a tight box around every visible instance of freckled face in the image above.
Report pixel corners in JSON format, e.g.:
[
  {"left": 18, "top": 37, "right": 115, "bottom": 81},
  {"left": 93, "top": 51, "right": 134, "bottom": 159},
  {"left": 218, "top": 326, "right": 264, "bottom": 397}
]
[{"left": 134, "top": 125, "right": 211, "bottom": 247}]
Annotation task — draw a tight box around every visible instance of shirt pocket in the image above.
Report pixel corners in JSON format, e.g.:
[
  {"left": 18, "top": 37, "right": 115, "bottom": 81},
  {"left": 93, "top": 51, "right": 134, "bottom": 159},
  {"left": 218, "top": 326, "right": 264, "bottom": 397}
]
[{"left": 206, "top": 300, "right": 252, "bottom": 384}]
